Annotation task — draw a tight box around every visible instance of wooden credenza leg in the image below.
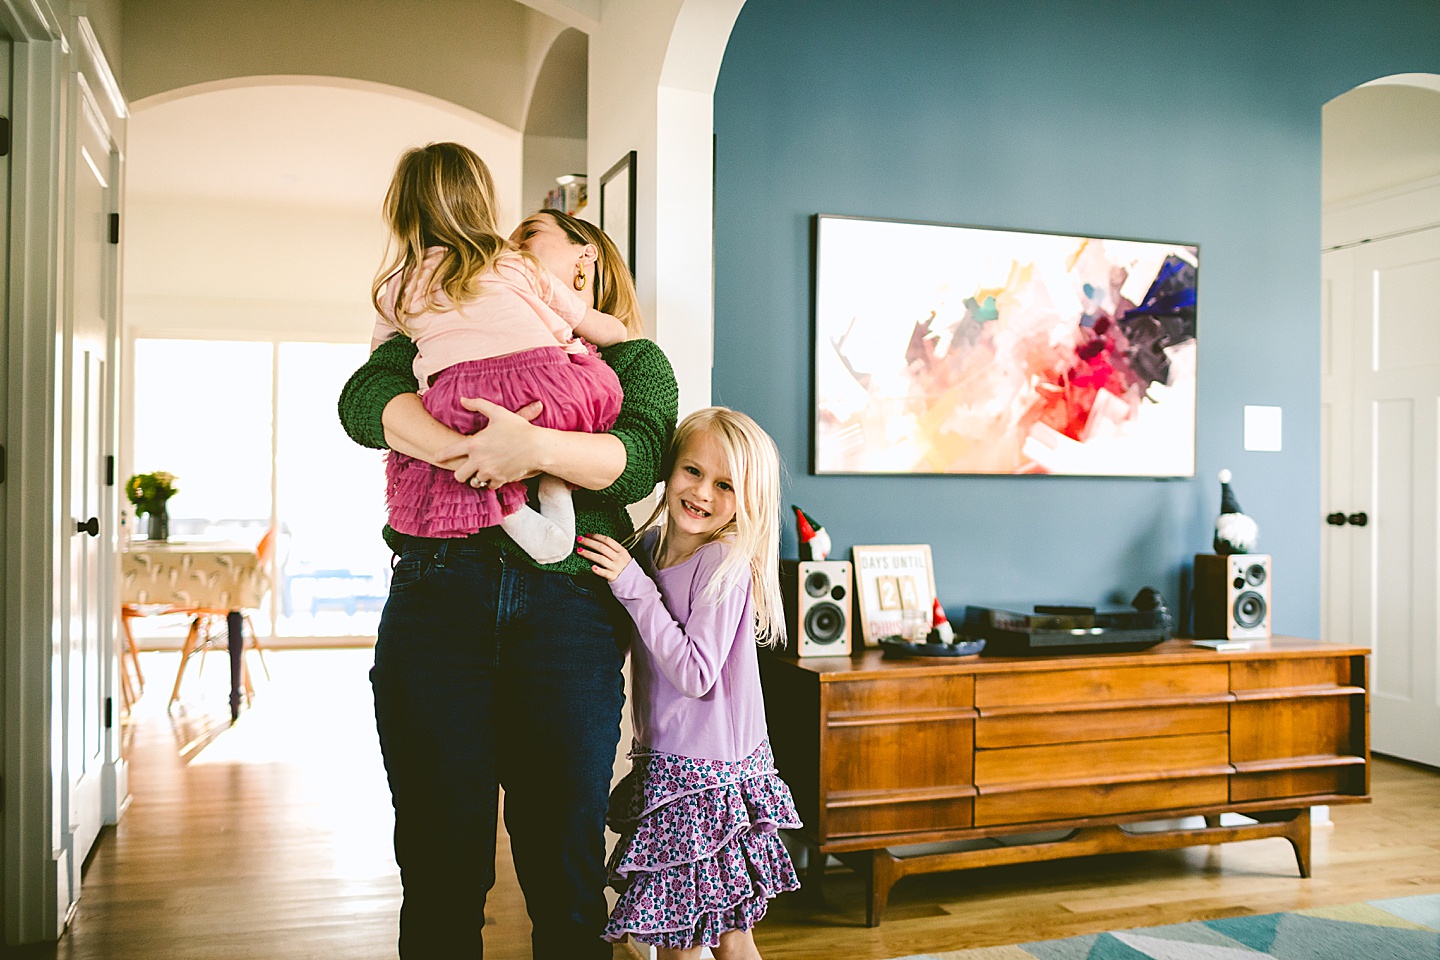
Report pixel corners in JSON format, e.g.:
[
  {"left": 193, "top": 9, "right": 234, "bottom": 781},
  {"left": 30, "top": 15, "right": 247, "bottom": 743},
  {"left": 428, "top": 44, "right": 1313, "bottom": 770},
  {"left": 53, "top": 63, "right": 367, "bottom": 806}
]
[
  {"left": 1288, "top": 809, "right": 1312, "bottom": 878},
  {"left": 804, "top": 844, "right": 826, "bottom": 902},
  {"left": 1250, "top": 808, "right": 1312, "bottom": 878},
  {"left": 867, "top": 849, "right": 899, "bottom": 928}
]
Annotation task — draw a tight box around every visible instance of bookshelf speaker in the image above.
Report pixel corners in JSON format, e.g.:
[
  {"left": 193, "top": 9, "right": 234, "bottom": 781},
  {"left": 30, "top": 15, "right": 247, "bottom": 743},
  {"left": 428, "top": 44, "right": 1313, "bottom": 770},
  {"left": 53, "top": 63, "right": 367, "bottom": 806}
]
[
  {"left": 1193, "top": 553, "right": 1271, "bottom": 640},
  {"left": 779, "top": 560, "right": 852, "bottom": 657}
]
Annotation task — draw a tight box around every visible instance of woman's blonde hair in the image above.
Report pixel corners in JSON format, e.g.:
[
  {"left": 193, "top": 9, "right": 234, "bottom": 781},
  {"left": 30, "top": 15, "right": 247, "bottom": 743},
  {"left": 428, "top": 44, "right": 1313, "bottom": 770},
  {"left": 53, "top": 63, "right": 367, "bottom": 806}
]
[
  {"left": 636, "top": 407, "right": 786, "bottom": 647},
  {"left": 530, "top": 208, "right": 645, "bottom": 339},
  {"left": 372, "top": 142, "right": 508, "bottom": 336}
]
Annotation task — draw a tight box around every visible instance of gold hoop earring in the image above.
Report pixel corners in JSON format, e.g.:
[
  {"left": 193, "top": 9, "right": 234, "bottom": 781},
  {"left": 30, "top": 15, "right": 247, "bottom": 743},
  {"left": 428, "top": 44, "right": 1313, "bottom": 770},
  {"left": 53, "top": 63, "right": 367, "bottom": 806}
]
[{"left": 573, "top": 264, "right": 587, "bottom": 291}]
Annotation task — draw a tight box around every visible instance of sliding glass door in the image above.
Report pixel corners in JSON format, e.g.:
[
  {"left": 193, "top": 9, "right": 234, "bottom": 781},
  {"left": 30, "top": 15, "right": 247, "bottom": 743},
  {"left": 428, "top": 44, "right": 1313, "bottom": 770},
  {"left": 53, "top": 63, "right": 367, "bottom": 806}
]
[
  {"left": 129, "top": 338, "right": 389, "bottom": 643},
  {"left": 275, "top": 342, "right": 389, "bottom": 637}
]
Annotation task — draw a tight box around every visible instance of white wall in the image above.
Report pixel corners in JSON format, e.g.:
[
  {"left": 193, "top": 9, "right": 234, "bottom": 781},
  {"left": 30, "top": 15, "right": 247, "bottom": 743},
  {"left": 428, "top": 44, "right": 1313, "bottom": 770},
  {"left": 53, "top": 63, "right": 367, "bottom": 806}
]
[
  {"left": 124, "top": 81, "right": 525, "bottom": 344},
  {"left": 523, "top": 134, "right": 587, "bottom": 215},
  {"left": 588, "top": 0, "right": 747, "bottom": 415},
  {"left": 124, "top": 198, "right": 384, "bottom": 341}
]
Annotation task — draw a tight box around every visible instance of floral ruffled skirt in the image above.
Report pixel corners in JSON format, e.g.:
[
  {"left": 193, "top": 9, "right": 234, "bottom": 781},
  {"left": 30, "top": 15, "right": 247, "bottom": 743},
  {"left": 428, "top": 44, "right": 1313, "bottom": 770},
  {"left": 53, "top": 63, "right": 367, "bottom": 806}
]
[{"left": 603, "top": 738, "right": 802, "bottom": 949}]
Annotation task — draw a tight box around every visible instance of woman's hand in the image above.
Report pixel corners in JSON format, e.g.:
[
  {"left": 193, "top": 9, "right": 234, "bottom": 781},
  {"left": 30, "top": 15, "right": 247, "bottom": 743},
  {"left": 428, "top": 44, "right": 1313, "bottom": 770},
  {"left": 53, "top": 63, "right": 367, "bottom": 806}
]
[
  {"left": 438, "top": 397, "right": 630, "bottom": 493},
  {"left": 576, "top": 534, "right": 633, "bottom": 582},
  {"left": 435, "top": 397, "right": 545, "bottom": 488}
]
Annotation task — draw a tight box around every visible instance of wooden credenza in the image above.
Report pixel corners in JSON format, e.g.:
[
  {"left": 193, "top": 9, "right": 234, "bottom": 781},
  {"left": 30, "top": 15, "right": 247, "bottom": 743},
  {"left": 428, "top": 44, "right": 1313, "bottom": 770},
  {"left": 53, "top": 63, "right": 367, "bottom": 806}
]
[{"left": 759, "top": 637, "right": 1370, "bottom": 925}]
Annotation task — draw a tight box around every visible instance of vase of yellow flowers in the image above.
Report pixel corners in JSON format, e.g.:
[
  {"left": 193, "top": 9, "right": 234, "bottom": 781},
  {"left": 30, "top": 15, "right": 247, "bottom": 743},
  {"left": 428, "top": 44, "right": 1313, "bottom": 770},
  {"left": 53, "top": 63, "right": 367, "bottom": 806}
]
[{"left": 126, "top": 471, "right": 178, "bottom": 541}]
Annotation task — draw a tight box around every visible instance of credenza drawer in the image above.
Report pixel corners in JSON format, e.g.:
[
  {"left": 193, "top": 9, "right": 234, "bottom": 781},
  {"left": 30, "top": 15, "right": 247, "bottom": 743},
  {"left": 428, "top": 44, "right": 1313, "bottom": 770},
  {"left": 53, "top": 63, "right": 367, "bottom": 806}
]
[
  {"left": 976, "top": 703, "right": 1229, "bottom": 748},
  {"left": 976, "top": 775, "right": 1230, "bottom": 826},
  {"left": 974, "top": 663, "right": 1229, "bottom": 709},
  {"left": 826, "top": 719, "right": 974, "bottom": 795},
  {"left": 825, "top": 792, "right": 974, "bottom": 838},
  {"left": 826, "top": 674, "right": 973, "bottom": 718},
  {"left": 1230, "top": 657, "right": 1352, "bottom": 692},
  {"left": 1231, "top": 766, "right": 1361, "bottom": 802},
  {"left": 1230, "top": 697, "right": 1359, "bottom": 763},
  {"left": 975, "top": 732, "right": 1230, "bottom": 787}
]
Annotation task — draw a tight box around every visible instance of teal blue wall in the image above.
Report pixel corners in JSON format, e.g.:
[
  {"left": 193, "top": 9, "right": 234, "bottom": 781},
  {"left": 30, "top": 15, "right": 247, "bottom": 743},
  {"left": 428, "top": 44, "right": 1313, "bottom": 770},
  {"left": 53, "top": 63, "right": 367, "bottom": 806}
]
[{"left": 712, "top": 0, "right": 1440, "bottom": 634}]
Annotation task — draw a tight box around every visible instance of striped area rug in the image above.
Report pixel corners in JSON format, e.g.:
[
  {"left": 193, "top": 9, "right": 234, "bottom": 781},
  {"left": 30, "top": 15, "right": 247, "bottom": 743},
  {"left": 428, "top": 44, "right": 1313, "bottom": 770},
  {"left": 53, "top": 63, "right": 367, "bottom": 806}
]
[{"left": 888, "top": 893, "right": 1440, "bottom": 959}]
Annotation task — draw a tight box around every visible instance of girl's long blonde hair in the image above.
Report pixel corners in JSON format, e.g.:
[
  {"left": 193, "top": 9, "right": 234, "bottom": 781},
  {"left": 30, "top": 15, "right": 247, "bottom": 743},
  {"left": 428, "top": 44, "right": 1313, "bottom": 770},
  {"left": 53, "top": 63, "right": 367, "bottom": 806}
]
[
  {"left": 371, "top": 142, "right": 507, "bottom": 335},
  {"left": 636, "top": 407, "right": 787, "bottom": 647}
]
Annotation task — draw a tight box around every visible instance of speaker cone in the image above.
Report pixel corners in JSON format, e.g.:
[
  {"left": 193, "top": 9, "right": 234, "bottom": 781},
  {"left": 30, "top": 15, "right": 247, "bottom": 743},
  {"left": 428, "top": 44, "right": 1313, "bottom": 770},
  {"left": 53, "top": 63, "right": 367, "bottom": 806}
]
[
  {"left": 1233, "top": 591, "right": 1267, "bottom": 629},
  {"left": 1244, "top": 563, "right": 1267, "bottom": 587},
  {"left": 805, "top": 602, "right": 846, "bottom": 644},
  {"left": 804, "top": 571, "right": 831, "bottom": 598}
]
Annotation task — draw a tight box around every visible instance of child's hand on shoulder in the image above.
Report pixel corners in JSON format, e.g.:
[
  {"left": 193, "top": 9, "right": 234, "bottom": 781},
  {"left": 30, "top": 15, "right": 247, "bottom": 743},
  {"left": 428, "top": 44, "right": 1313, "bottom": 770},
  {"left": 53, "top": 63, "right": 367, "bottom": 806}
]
[{"left": 576, "top": 534, "right": 632, "bottom": 582}]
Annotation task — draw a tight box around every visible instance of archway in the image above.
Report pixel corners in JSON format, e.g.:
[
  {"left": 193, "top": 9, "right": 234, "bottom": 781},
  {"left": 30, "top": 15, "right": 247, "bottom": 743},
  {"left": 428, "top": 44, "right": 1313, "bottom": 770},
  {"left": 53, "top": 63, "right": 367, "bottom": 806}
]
[
  {"left": 1320, "top": 73, "right": 1440, "bottom": 767},
  {"left": 122, "top": 78, "right": 523, "bottom": 653},
  {"left": 523, "top": 28, "right": 588, "bottom": 214}
]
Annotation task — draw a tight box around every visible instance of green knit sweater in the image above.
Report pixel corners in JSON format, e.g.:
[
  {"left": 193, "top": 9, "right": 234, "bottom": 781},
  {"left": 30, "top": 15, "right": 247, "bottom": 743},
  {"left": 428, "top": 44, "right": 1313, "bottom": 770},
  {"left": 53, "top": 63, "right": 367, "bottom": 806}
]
[{"left": 337, "top": 336, "right": 679, "bottom": 575}]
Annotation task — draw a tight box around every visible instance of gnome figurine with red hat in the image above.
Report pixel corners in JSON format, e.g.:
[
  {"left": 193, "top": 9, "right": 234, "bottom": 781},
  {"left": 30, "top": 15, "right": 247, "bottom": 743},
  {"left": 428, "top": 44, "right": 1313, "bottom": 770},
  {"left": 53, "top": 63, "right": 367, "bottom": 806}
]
[
  {"left": 793, "top": 505, "right": 831, "bottom": 561},
  {"left": 927, "top": 598, "right": 956, "bottom": 645}
]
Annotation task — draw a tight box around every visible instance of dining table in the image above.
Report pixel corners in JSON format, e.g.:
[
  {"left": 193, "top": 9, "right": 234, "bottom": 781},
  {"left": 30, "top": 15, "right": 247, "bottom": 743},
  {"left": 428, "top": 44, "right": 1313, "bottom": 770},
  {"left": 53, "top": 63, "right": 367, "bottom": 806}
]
[{"left": 120, "top": 539, "right": 265, "bottom": 722}]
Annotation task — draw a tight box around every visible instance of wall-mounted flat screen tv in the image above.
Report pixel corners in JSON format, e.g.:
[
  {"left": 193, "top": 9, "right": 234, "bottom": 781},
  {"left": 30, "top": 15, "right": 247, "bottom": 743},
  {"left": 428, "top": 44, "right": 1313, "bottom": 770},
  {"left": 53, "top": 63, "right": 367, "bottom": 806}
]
[{"left": 813, "top": 214, "right": 1198, "bottom": 477}]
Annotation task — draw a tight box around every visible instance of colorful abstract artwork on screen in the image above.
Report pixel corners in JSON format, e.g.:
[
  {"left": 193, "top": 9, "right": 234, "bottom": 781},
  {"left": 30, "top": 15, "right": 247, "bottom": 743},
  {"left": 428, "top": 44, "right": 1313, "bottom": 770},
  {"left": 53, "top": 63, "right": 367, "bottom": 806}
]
[{"left": 813, "top": 216, "right": 1198, "bottom": 476}]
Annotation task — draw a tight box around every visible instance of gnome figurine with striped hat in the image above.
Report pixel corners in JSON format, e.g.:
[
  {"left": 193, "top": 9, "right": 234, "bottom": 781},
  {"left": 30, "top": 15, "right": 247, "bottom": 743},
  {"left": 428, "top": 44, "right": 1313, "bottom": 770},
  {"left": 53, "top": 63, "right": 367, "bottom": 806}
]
[
  {"left": 792, "top": 505, "right": 831, "bottom": 561},
  {"left": 1213, "top": 468, "right": 1258, "bottom": 555}
]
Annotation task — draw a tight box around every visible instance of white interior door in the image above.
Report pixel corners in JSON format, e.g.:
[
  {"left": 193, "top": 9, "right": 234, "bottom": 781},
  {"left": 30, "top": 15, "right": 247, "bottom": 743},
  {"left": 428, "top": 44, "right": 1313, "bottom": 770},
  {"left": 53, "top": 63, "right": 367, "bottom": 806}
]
[
  {"left": 58, "top": 85, "right": 114, "bottom": 910},
  {"left": 0, "top": 34, "right": 9, "bottom": 928},
  {"left": 1340, "top": 227, "right": 1440, "bottom": 767}
]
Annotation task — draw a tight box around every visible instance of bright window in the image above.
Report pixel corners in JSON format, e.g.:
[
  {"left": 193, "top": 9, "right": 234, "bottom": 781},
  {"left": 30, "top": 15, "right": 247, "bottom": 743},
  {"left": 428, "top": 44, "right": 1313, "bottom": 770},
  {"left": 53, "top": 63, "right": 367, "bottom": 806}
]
[
  {"left": 130, "top": 338, "right": 389, "bottom": 643},
  {"left": 131, "top": 339, "right": 273, "bottom": 534},
  {"left": 275, "top": 342, "right": 389, "bottom": 637}
]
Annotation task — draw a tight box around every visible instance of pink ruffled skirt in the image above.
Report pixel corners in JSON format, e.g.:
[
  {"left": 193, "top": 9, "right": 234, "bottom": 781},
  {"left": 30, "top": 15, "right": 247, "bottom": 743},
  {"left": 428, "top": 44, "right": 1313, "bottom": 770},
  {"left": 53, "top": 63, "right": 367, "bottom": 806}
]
[
  {"left": 385, "top": 346, "right": 622, "bottom": 538},
  {"left": 603, "top": 738, "right": 802, "bottom": 949}
]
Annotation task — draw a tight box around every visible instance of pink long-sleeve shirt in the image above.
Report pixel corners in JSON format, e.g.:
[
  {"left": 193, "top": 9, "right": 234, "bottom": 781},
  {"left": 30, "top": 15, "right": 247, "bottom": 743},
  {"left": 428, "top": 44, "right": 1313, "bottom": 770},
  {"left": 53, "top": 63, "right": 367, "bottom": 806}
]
[
  {"left": 608, "top": 531, "right": 769, "bottom": 763},
  {"left": 372, "top": 248, "right": 590, "bottom": 392}
]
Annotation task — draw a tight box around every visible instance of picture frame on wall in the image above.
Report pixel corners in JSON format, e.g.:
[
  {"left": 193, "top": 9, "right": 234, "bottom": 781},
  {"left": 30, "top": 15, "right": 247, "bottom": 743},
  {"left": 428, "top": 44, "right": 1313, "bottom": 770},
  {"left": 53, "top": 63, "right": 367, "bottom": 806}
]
[
  {"left": 812, "top": 214, "right": 1199, "bottom": 478},
  {"left": 850, "top": 544, "right": 937, "bottom": 646},
  {"left": 600, "top": 151, "right": 637, "bottom": 280}
]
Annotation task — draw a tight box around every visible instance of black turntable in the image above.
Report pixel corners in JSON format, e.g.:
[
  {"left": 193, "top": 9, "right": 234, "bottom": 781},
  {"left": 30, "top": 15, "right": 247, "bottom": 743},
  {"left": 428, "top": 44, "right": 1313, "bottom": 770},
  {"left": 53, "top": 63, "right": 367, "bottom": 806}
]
[{"left": 962, "top": 589, "right": 1172, "bottom": 656}]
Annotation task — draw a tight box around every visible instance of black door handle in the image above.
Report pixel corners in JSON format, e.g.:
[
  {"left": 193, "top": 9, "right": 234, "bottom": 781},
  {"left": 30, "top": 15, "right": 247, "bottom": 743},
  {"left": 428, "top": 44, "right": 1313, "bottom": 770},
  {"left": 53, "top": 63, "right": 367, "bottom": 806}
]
[
  {"left": 1347, "top": 512, "right": 1368, "bottom": 527},
  {"left": 76, "top": 516, "right": 99, "bottom": 537},
  {"left": 1326, "top": 512, "right": 1347, "bottom": 526}
]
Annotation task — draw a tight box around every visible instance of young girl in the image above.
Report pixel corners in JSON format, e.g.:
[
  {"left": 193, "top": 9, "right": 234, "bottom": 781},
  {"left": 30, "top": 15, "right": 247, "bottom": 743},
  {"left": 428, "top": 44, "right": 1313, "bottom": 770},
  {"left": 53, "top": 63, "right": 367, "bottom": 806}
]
[
  {"left": 577, "top": 407, "right": 801, "bottom": 959},
  {"left": 372, "top": 142, "right": 627, "bottom": 563}
]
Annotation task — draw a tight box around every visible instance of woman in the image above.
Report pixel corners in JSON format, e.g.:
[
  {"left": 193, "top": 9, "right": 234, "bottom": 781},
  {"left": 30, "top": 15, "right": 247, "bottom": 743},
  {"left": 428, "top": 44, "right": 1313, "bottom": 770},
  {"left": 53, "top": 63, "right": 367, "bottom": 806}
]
[{"left": 338, "top": 209, "right": 678, "bottom": 959}]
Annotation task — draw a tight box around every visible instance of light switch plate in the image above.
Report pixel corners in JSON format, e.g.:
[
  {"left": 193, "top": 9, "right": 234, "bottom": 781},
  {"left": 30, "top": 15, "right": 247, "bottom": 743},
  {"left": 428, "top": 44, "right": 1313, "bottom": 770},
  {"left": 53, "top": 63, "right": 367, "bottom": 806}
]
[{"left": 1244, "top": 405, "right": 1282, "bottom": 452}]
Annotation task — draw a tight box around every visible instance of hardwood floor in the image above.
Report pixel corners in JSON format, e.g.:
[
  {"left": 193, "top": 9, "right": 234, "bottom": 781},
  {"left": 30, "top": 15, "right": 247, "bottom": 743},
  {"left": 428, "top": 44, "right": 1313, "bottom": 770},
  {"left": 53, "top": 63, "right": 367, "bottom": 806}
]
[
  {"left": 28, "top": 649, "right": 1440, "bottom": 960},
  {"left": 756, "top": 758, "right": 1440, "bottom": 959}
]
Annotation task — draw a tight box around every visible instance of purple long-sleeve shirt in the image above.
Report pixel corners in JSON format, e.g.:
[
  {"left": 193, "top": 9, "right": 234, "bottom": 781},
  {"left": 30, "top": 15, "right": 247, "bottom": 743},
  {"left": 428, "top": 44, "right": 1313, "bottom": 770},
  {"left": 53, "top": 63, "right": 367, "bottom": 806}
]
[{"left": 608, "top": 530, "right": 768, "bottom": 763}]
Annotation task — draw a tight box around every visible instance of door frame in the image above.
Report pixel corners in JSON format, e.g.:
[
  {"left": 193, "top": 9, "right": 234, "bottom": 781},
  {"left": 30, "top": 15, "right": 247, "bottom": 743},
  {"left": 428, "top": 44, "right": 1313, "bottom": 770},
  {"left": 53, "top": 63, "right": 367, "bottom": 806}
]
[
  {"left": 1320, "top": 74, "right": 1440, "bottom": 768},
  {"left": 0, "top": 0, "right": 126, "bottom": 945}
]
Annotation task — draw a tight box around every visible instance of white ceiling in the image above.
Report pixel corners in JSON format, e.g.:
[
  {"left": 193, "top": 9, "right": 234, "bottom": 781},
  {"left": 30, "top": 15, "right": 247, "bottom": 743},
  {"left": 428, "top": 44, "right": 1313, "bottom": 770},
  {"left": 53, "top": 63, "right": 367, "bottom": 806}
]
[{"left": 126, "top": 81, "right": 523, "bottom": 212}]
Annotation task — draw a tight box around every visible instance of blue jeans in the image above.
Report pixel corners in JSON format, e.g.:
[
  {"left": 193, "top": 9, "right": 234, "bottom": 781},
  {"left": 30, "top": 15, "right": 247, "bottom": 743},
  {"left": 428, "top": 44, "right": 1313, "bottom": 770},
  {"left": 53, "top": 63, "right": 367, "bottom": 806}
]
[{"left": 371, "top": 538, "right": 627, "bottom": 959}]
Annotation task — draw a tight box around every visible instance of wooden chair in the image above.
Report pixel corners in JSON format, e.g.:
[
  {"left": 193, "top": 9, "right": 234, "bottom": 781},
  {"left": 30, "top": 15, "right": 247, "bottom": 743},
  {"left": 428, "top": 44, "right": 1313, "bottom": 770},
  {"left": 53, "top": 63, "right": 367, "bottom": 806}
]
[
  {"left": 118, "top": 604, "right": 147, "bottom": 716},
  {"left": 167, "top": 527, "right": 276, "bottom": 709}
]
